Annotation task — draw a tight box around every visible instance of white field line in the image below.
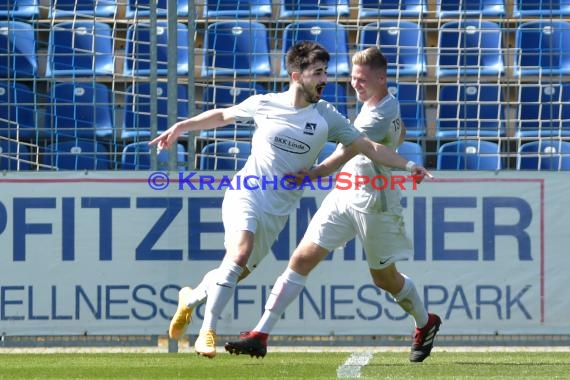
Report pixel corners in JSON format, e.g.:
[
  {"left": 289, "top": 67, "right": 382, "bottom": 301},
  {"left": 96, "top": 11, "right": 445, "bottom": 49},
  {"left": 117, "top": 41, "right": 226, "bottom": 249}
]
[{"left": 336, "top": 352, "right": 374, "bottom": 378}]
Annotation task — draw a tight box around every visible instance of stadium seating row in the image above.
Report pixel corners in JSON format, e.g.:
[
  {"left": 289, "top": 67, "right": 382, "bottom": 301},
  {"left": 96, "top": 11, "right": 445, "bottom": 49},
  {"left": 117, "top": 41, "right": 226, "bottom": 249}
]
[
  {"left": 434, "top": 139, "right": 570, "bottom": 170},
  {"left": 0, "top": 81, "right": 190, "bottom": 141},
  {"left": 199, "top": 81, "right": 570, "bottom": 140},
  {"left": 2, "top": 0, "right": 570, "bottom": 19},
  {"left": 0, "top": 139, "right": 187, "bottom": 171},
  {"left": 2, "top": 139, "right": 569, "bottom": 171},
  {"left": 2, "top": 20, "right": 570, "bottom": 79},
  {"left": 3, "top": 80, "right": 569, "bottom": 142}
]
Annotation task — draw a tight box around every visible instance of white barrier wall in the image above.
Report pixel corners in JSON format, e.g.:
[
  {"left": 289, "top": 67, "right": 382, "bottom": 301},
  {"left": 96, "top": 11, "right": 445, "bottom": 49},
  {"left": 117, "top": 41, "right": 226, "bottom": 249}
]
[{"left": 0, "top": 171, "right": 568, "bottom": 336}]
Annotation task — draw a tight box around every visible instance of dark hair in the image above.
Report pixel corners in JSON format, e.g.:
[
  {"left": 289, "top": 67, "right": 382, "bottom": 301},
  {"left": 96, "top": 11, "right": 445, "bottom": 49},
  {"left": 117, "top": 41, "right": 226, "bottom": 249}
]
[{"left": 285, "top": 41, "right": 330, "bottom": 75}]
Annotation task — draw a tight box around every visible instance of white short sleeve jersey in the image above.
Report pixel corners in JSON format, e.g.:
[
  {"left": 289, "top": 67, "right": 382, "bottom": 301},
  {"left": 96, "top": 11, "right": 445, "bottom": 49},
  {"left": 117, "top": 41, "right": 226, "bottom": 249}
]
[
  {"left": 338, "top": 93, "right": 404, "bottom": 213},
  {"left": 225, "top": 92, "right": 361, "bottom": 215}
]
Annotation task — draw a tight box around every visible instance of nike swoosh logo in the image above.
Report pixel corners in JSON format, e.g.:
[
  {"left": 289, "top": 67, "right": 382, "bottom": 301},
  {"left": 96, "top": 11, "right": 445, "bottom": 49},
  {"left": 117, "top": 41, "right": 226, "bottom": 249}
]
[
  {"left": 379, "top": 257, "right": 393, "bottom": 265},
  {"left": 215, "top": 282, "right": 232, "bottom": 289}
]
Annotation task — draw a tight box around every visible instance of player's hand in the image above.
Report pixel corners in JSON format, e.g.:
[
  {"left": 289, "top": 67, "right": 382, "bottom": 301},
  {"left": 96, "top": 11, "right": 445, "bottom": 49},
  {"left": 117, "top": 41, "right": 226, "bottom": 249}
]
[
  {"left": 149, "top": 123, "right": 183, "bottom": 151},
  {"left": 410, "top": 165, "right": 433, "bottom": 184}
]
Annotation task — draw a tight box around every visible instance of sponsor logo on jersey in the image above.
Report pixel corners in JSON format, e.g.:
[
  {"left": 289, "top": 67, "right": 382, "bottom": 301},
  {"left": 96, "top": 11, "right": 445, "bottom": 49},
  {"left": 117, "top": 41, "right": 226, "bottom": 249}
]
[
  {"left": 269, "top": 135, "right": 310, "bottom": 154},
  {"left": 303, "top": 122, "right": 316, "bottom": 135}
]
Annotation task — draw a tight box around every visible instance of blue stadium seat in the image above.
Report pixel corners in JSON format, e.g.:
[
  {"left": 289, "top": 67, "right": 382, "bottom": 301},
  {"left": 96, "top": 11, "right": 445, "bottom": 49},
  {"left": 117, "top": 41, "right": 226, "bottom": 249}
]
[
  {"left": 124, "top": 21, "right": 189, "bottom": 76},
  {"left": 0, "top": 21, "right": 37, "bottom": 78},
  {"left": 514, "top": 21, "right": 570, "bottom": 76},
  {"left": 316, "top": 141, "right": 338, "bottom": 164},
  {"left": 359, "top": 21, "right": 427, "bottom": 77},
  {"left": 515, "top": 83, "right": 570, "bottom": 138},
  {"left": 41, "top": 140, "right": 110, "bottom": 170},
  {"left": 45, "top": 82, "right": 114, "bottom": 140},
  {"left": 512, "top": 0, "right": 570, "bottom": 17},
  {"left": 199, "top": 141, "right": 251, "bottom": 170},
  {"left": 387, "top": 81, "right": 426, "bottom": 138},
  {"left": 279, "top": 0, "right": 349, "bottom": 18},
  {"left": 201, "top": 82, "right": 265, "bottom": 139},
  {"left": 358, "top": 0, "right": 427, "bottom": 18},
  {"left": 125, "top": 0, "right": 188, "bottom": 17},
  {"left": 49, "top": 0, "right": 117, "bottom": 18},
  {"left": 322, "top": 83, "right": 348, "bottom": 118},
  {"left": 437, "top": 20, "right": 504, "bottom": 78},
  {"left": 0, "top": 139, "right": 32, "bottom": 170},
  {"left": 517, "top": 140, "right": 570, "bottom": 170},
  {"left": 0, "top": 81, "right": 36, "bottom": 140},
  {"left": 436, "top": 0, "right": 505, "bottom": 17},
  {"left": 121, "top": 141, "right": 187, "bottom": 170},
  {"left": 202, "top": 21, "right": 271, "bottom": 77},
  {"left": 397, "top": 141, "right": 424, "bottom": 166},
  {"left": 436, "top": 84, "right": 506, "bottom": 139},
  {"left": 281, "top": 21, "right": 350, "bottom": 77},
  {"left": 45, "top": 21, "right": 114, "bottom": 77},
  {"left": 437, "top": 140, "right": 502, "bottom": 170},
  {"left": 203, "top": 0, "right": 272, "bottom": 17},
  {"left": 0, "top": 0, "right": 39, "bottom": 19},
  {"left": 122, "top": 82, "right": 189, "bottom": 140}
]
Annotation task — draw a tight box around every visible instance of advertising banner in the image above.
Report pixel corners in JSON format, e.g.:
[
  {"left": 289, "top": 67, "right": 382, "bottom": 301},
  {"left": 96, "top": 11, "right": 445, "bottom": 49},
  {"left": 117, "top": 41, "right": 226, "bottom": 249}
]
[{"left": 0, "top": 171, "right": 568, "bottom": 336}]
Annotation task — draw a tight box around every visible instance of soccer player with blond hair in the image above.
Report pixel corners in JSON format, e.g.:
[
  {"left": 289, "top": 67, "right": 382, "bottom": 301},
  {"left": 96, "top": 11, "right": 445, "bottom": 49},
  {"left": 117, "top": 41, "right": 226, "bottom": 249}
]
[{"left": 225, "top": 47, "right": 441, "bottom": 362}]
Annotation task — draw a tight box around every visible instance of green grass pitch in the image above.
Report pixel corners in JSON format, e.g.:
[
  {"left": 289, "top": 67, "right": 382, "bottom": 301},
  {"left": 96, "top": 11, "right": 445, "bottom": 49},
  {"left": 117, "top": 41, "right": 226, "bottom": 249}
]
[{"left": 0, "top": 351, "right": 569, "bottom": 379}]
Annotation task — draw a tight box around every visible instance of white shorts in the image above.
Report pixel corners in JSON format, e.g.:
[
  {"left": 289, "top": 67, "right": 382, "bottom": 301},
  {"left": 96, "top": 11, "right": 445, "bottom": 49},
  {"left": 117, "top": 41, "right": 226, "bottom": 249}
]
[
  {"left": 304, "top": 191, "right": 413, "bottom": 270},
  {"left": 222, "top": 190, "right": 288, "bottom": 271}
]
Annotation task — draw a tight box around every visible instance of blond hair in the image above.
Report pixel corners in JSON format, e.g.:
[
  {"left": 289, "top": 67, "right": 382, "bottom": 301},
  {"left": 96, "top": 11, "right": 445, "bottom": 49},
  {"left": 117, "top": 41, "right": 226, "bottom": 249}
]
[{"left": 351, "top": 47, "right": 388, "bottom": 72}]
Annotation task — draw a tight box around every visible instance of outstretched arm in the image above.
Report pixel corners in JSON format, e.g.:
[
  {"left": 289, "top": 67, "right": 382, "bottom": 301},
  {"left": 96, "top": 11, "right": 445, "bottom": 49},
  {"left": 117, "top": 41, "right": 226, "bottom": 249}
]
[
  {"left": 351, "top": 136, "right": 431, "bottom": 182},
  {"left": 149, "top": 108, "right": 236, "bottom": 150},
  {"left": 293, "top": 135, "right": 430, "bottom": 184}
]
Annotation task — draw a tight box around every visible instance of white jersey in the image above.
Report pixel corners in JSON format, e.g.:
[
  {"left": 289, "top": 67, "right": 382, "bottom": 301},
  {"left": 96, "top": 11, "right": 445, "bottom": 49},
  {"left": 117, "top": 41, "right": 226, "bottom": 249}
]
[
  {"left": 225, "top": 92, "right": 361, "bottom": 215},
  {"left": 337, "top": 93, "right": 403, "bottom": 213}
]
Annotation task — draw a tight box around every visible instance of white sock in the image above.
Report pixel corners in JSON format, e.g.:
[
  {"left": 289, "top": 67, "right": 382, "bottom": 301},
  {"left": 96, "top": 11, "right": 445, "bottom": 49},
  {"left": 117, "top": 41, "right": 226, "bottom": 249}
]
[
  {"left": 185, "top": 269, "right": 216, "bottom": 309},
  {"left": 392, "top": 273, "right": 429, "bottom": 328},
  {"left": 253, "top": 267, "right": 307, "bottom": 334},
  {"left": 200, "top": 260, "right": 243, "bottom": 332}
]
